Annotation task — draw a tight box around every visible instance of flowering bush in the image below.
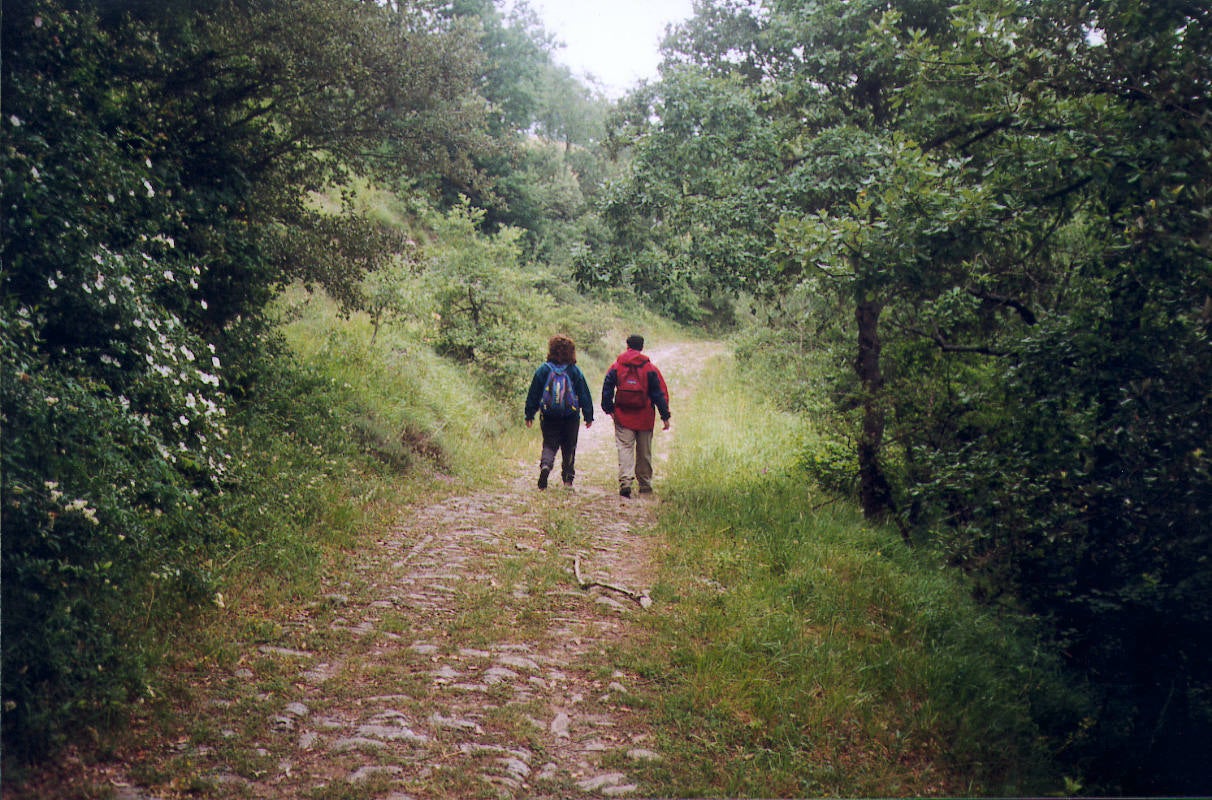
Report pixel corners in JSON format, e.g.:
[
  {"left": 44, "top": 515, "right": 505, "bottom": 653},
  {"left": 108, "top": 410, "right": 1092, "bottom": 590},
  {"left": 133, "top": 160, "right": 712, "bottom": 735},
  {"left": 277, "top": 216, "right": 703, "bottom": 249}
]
[
  {"left": 2, "top": 0, "right": 499, "bottom": 761},
  {"left": 1, "top": 3, "right": 229, "bottom": 756}
]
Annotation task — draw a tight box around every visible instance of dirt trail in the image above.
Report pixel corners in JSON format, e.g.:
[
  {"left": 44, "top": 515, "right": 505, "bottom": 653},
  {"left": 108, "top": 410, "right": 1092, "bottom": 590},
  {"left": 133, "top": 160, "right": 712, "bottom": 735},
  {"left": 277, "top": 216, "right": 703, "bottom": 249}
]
[{"left": 145, "top": 340, "right": 725, "bottom": 799}]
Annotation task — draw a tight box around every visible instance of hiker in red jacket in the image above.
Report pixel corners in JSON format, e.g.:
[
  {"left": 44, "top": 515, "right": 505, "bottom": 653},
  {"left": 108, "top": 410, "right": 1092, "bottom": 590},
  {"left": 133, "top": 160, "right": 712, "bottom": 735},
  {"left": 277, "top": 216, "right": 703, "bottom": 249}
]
[{"left": 601, "top": 334, "right": 670, "bottom": 498}]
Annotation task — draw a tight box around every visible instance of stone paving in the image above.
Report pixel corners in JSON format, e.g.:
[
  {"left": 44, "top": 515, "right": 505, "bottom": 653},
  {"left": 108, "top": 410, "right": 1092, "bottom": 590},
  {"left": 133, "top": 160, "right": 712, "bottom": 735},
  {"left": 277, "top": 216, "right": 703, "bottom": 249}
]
[
  {"left": 231, "top": 477, "right": 664, "bottom": 799},
  {"left": 91, "top": 343, "right": 722, "bottom": 799}
]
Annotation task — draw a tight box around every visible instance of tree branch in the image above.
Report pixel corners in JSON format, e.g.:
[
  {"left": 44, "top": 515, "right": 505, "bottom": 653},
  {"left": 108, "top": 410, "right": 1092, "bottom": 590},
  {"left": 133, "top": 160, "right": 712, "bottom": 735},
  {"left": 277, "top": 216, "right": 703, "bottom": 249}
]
[
  {"left": 899, "top": 323, "right": 1014, "bottom": 357},
  {"left": 921, "top": 116, "right": 1014, "bottom": 153},
  {"left": 965, "top": 287, "right": 1038, "bottom": 325},
  {"left": 573, "top": 555, "right": 652, "bottom": 608}
]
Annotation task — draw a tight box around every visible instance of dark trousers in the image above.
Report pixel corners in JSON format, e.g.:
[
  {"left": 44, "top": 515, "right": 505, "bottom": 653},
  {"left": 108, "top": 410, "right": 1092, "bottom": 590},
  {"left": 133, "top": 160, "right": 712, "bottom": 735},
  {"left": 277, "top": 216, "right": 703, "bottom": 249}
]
[{"left": 539, "top": 413, "right": 581, "bottom": 483}]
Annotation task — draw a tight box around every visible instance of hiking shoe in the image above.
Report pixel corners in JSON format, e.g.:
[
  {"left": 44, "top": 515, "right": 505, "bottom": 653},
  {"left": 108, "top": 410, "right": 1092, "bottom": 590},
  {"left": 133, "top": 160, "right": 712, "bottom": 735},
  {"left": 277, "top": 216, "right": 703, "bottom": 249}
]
[
  {"left": 619, "top": 486, "right": 631, "bottom": 498},
  {"left": 638, "top": 485, "right": 653, "bottom": 494},
  {"left": 563, "top": 479, "right": 574, "bottom": 488},
  {"left": 538, "top": 468, "right": 550, "bottom": 490}
]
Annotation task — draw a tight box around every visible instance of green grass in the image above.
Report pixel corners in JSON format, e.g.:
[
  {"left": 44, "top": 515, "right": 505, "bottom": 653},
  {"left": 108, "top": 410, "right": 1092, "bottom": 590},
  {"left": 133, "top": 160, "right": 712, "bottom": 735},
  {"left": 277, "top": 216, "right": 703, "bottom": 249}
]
[
  {"left": 10, "top": 265, "right": 1076, "bottom": 800},
  {"left": 275, "top": 285, "right": 511, "bottom": 481},
  {"left": 625, "top": 353, "right": 1067, "bottom": 797}
]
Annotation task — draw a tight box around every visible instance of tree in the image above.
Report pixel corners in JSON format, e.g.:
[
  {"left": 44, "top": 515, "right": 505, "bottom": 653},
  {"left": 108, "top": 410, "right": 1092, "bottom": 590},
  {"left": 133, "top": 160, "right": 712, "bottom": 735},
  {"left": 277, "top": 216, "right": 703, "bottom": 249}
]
[
  {"left": 417, "top": 201, "right": 555, "bottom": 396},
  {"left": 591, "top": 0, "right": 955, "bottom": 513},
  {"left": 1, "top": 0, "right": 495, "bottom": 757},
  {"left": 596, "top": 0, "right": 1212, "bottom": 789},
  {"left": 882, "top": 1, "right": 1212, "bottom": 788},
  {"left": 435, "top": 0, "right": 619, "bottom": 265}
]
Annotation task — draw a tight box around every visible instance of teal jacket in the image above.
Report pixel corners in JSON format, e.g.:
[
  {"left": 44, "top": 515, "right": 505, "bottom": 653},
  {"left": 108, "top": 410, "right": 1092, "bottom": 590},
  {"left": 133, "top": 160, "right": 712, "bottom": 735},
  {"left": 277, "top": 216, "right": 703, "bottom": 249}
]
[{"left": 525, "top": 362, "right": 594, "bottom": 422}]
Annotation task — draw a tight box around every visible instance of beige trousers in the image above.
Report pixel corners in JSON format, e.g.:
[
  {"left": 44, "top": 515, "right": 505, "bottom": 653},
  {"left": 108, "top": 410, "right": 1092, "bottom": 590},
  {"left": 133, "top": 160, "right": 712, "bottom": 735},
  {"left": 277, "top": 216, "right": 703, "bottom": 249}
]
[{"left": 613, "top": 421, "right": 654, "bottom": 491}]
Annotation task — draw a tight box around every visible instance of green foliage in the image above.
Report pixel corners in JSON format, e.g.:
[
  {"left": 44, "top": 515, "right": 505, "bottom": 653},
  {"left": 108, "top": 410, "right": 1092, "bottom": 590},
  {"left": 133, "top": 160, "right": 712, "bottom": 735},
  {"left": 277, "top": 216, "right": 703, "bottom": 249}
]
[
  {"left": 584, "top": 68, "right": 785, "bottom": 320},
  {"left": 881, "top": 3, "right": 1211, "bottom": 789},
  {"left": 1, "top": 0, "right": 496, "bottom": 764},
  {"left": 447, "top": 0, "right": 555, "bottom": 135},
  {"left": 277, "top": 287, "right": 510, "bottom": 479},
  {"left": 612, "top": 0, "right": 1212, "bottom": 790},
  {"left": 635, "top": 356, "right": 1070, "bottom": 795},
  {"left": 2, "top": 4, "right": 230, "bottom": 756},
  {"left": 494, "top": 140, "right": 589, "bottom": 265},
  {"left": 413, "top": 201, "right": 551, "bottom": 396},
  {"left": 437, "top": 0, "right": 621, "bottom": 270},
  {"left": 798, "top": 439, "right": 859, "bottom": 499}
]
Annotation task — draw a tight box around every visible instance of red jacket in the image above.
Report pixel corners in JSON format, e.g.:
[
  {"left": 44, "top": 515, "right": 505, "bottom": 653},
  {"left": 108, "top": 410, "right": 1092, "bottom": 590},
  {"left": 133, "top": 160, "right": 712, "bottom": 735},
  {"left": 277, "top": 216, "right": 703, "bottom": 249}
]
[{"left": 601, "top": 349, "right": 670, "bottom": 431}]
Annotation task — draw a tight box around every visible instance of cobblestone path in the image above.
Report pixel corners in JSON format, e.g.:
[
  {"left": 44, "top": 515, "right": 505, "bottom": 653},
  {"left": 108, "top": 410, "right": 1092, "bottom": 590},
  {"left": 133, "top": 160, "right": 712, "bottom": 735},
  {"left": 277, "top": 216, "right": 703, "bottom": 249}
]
[{"left": 143, "top": 342, "right": 723, "bottom": 800}]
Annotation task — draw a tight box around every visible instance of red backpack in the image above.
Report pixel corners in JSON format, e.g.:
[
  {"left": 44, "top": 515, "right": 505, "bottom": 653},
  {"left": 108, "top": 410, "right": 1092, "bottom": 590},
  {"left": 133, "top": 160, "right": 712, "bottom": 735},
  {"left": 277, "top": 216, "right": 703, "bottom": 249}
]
[{"left": 614, "top": 363, "right": 649, "bottom": 411}]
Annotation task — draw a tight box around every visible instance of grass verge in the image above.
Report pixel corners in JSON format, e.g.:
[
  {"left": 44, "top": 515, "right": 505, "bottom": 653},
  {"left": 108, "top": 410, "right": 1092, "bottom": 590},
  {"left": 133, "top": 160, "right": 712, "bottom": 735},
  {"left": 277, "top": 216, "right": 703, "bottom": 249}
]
[{"left": 622, "top": 352, "right": 1068, "bottom": 797}]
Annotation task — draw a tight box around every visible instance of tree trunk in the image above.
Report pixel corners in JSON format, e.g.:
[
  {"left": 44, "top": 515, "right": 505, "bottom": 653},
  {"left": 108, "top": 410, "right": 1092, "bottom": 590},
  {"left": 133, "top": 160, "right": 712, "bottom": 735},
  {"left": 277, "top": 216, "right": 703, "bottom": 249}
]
[{"left": 854, "top": 298, "right": 897, "bottom": 524}]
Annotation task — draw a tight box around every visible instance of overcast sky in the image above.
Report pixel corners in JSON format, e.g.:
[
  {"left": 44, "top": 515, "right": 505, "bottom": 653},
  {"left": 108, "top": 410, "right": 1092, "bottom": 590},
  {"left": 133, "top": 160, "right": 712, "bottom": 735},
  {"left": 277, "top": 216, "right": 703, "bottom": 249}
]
[{"left": 514, "top": 0, "right": 697, "bottom": 98}]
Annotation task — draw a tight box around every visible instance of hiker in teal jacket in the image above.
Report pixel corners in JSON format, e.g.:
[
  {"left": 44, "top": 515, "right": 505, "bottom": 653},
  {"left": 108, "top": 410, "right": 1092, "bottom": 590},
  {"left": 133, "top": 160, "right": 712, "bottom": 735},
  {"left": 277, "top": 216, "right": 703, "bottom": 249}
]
[{"left": 525, "top": 334, "right": 594, "bottom": 489}]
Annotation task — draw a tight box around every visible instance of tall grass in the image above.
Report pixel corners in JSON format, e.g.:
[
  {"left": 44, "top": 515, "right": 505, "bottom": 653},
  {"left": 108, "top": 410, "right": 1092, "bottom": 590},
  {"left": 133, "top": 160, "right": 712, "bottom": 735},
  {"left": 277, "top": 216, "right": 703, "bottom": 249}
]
[
  {"left": 626, "top": 353, "right": 1069, "bottom": 796},
  {"left": 276, "top": 286, "right": 510, "bottom": 480},
  {"left": 176, "top": 286, "right": 526, "bottom": 674}
]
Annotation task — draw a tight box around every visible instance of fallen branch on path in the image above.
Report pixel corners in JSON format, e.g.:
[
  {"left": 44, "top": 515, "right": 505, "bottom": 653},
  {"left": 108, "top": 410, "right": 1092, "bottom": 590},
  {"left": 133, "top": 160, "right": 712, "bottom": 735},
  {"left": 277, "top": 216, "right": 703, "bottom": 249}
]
[{"left": 573, "top": 555, "right": 653, "bottom": 609}]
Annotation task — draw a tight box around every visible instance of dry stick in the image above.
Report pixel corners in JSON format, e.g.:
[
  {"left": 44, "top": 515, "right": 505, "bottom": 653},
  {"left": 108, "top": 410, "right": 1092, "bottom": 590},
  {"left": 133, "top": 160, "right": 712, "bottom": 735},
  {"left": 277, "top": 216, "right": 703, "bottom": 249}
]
[{"left": 573, "top": 555, "right": 653, "bottom": 608}]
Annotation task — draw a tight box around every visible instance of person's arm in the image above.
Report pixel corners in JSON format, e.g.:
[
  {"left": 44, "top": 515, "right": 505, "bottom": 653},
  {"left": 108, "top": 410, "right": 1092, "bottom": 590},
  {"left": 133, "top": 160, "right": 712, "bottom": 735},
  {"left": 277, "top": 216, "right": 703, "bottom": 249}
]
[
  {"left": 524, "top": 364, "right": 548, "bottom": 423},
  {"left": 574, "top": 367, "right": 594, "bottom": 425},
  {"left": 601, "top": 368, "right": 617, "bottom": 415},
  {"left": 648, "top": 368, "right": 671, "bottom": 422}
]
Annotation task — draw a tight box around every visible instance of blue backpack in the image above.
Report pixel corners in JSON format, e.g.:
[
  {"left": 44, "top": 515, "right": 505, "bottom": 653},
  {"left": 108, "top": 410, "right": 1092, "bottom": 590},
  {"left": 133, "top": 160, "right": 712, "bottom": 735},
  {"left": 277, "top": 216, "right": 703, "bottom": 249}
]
[{"left": 540, "top": 363, "right": 579, "bottom": 416}]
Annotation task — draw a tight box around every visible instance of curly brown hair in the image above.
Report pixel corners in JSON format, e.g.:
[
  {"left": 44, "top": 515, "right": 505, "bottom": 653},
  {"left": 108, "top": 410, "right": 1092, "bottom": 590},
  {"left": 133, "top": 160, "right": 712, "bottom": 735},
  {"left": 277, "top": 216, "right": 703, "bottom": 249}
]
[{"left": 546, "top": 334, "right": 577, "bottom": 365}]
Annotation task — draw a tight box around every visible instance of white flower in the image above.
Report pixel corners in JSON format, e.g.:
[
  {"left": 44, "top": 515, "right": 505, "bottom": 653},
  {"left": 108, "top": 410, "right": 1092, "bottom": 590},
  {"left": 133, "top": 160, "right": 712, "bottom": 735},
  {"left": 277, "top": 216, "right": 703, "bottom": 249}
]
[
  {"left": 47, "top": 276, "right": 57, "bottom": 290},
  {"left": 178, "top": 415, "right": 189, "bottom": 426},
  {"left": 211, "top": 356, "right": 221, "bottom": 368},
  {"left": 163, "top": 270, "right": 174, "bottom": 282},
  {"left": 143, "top": 179, "right": 155, "bottom": 198},
  {"left": 9, "top": 115, "right": 21, "bottom": 127}
]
